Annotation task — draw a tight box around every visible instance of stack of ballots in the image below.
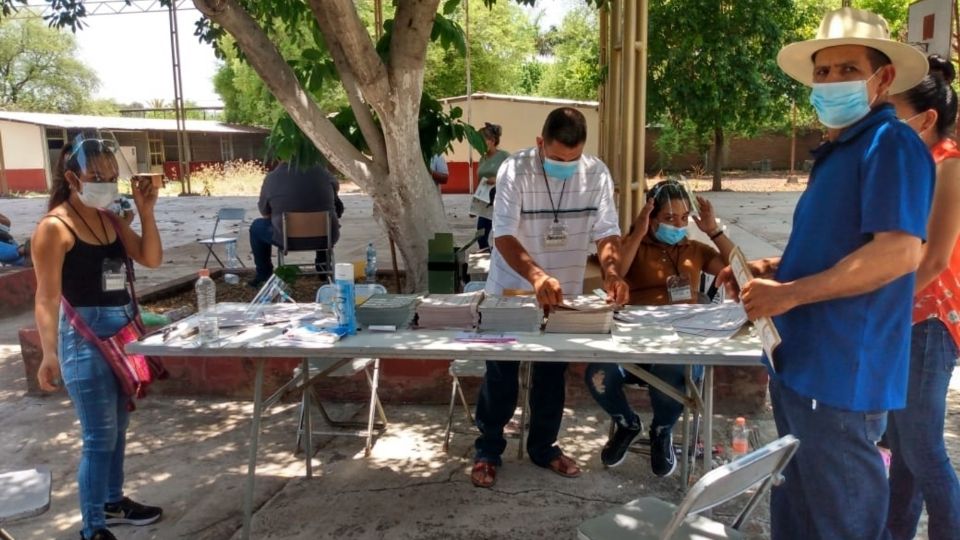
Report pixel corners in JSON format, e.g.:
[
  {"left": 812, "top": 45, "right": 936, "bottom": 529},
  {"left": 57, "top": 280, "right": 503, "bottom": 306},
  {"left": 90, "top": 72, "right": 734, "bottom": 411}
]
[
  {"left": 478, "top": 295, "right": 543, "bottom": 333},
  {"left": 356, "top": 294, "right": 419, "bottom": 329},
  {"left": 417, "top": 291, "right": 484, "bottom": 329},
  {"left": 544, "top": 295, "right": 614, "bottom": 334}
]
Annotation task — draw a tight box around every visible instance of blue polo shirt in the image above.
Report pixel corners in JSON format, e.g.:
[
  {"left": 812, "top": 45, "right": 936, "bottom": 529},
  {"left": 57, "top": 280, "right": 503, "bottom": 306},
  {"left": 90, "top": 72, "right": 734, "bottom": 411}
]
[{"left": 771, "top": 104, "right": 934, "bottom": 412}]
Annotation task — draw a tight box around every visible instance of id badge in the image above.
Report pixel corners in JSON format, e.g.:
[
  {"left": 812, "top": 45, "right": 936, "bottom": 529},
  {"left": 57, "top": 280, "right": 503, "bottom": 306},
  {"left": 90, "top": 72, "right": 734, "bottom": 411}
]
[
  {"left": 543, "top": 221, "right": 568, "bottom": 248},
  {"left": 102, "top": 258, "right": 126, "bottom": 292},
  {"left": 666, "top": 275, "right": 692, "bottom": 303}
]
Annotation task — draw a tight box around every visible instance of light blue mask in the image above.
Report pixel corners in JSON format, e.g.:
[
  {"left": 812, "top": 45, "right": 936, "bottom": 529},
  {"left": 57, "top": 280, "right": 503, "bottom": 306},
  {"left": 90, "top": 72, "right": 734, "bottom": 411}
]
[
  {"left": 542, "top": 157, "right": 579, "bottom": 181},
  {"left": 654, "top": 223, "right": 687, "bottom": 245},
  {"left": 809, "top": 71, "right": 879, "bottom": 129}
]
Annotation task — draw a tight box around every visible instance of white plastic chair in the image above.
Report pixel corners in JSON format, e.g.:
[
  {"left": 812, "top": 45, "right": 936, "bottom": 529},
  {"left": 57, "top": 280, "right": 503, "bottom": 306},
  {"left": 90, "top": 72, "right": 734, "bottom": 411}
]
[
  {"left": 577, "top": 435, "right": 800, "bottom": 540},
  {"left": 197, "top": 207, "right": 245, "bottom": 269}
]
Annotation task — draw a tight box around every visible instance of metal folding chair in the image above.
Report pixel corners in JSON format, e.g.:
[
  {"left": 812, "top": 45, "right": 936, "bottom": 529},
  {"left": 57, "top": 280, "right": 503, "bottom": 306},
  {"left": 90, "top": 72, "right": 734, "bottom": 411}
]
[
  {"left": 578, "top": 435, "right": 800, "bottom": 540},
  {"left": 278, "top": 211, "right": 334, "bottom": 280},
  {"left": 197, "top": 207, "right": 246, "bottom": 269}
]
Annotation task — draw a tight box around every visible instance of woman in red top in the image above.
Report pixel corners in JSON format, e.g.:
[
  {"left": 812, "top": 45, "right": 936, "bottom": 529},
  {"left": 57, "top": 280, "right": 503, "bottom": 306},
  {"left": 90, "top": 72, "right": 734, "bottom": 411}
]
[{"left": 887, "top": 54, "right": 960, "bottom": 540}]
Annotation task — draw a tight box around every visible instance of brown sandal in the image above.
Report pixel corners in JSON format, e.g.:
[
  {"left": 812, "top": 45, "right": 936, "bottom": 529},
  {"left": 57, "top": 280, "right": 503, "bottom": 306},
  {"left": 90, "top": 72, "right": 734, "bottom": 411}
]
[
  {"left": 471, "top": 461, "right": 497, "bottom": 488},
  {"left": 547, "top": 453, "right": 581, "bottom": 478}
]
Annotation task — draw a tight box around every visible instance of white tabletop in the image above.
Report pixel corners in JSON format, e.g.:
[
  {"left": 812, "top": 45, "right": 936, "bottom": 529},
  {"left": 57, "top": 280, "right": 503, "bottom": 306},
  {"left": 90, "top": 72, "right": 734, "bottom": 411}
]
[{"left": 129, "top": 303, "right": 762, "bottom": 366}]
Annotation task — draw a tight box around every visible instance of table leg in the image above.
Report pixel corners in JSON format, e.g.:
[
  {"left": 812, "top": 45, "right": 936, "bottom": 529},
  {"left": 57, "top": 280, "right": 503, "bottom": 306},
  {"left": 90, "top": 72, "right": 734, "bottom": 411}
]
[
  {"left": 680, "top": 365, "right": 692, "bottom": 486},
  {"left": 703, "top": 365, "right": 715, "bottom": 475},
  {"left": 302, "top": 358, "right": 313, "bottom": 478},
  {"left": 242, "top": 359, "right": 265, "bottom": 540}
]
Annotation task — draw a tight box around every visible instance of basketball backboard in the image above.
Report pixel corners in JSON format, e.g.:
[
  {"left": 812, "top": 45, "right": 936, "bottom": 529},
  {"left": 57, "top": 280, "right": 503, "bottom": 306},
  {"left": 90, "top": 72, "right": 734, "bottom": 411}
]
[{"left": 908, "top": 0, "right": 954, "bottom": 58}]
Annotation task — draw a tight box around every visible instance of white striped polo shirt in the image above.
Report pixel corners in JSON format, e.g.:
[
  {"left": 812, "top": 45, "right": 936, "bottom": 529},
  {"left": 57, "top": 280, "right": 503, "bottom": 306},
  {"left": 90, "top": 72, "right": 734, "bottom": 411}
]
[{"left": 486, "top": 147, "right": 621, "bottom": 296}]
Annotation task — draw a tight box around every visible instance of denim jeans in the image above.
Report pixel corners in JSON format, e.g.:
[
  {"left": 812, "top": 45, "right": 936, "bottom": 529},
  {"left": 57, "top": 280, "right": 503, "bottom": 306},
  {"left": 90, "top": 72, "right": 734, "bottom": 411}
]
[
  {"left": 0, "top": 239, "right": 24, "bottom": 265},
  {"left": 476, "top": 217, "right": 492, "bottom": 250},
  {"left": 584, "top": 363, "right": 703, "bottom": 432},
  {"left": 249, "top": 217, "right": 330, "bottom": 283},
  {"left": 474, "top": 360, "right": 567, "bottom": 467},
  {"left": 769, "top": 377, "right": 891, "bottom": 540},
  {"left": 886, "top": 319, "right": 960, "bottom": 540},
  {"left": 59, "top": 305, "right": 134, "bottom": 539}
]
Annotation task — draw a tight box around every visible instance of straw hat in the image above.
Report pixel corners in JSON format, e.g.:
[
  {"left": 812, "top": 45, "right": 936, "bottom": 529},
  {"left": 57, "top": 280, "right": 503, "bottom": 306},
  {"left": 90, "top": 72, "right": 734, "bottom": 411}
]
[{"left": 777, "top": 7, "right": 928, "bottom": 94}]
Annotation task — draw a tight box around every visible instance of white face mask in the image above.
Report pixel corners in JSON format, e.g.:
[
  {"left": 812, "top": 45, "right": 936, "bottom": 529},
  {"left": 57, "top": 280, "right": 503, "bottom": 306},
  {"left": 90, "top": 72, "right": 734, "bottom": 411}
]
[{"left": 77, "top": 181, "right": 118, "bottom": 209}]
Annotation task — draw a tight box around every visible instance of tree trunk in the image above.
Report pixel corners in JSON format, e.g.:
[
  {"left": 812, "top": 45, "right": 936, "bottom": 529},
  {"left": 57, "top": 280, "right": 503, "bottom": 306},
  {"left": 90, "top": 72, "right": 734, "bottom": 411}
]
[{"left": 711, "top": 126, "right": 723, "bottom": 192}]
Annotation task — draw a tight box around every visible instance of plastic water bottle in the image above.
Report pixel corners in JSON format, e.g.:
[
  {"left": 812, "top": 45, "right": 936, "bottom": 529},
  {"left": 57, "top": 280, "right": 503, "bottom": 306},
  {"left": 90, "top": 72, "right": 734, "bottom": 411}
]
[
  {"left": 365, "top": 242, "right": 377, "bottom": 284},
  {"left": 225, "top": 241, "right": 241, "bottom": 269},
  {"left": 334, "top": 263, "right": 357, "bottom": 335},
  {"left": 195, "top": 269, "right": 219, "bottom": 345},
  {"left": 731, "top": 417, "right": 749, "bottom": 458}
]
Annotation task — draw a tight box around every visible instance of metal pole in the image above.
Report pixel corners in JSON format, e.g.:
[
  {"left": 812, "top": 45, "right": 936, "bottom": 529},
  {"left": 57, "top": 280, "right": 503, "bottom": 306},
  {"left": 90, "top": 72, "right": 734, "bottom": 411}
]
[
  {"left": 635, "top": 0, "right": 649, "bottom": 206},
  {"left": 168, "top": 2, "right": 191, "bottom": 195},
  {"left": 465, "top": 0, "right": 475, "bottom": 195},
  {"left": 620, "top": 0, "right": 637, "bottom": 226},
  {"left": 788, "top": 101, "right": 798, "bottom": 183},
  {"left": 0, "top": 130, "right": 7, "bottom": 196}
]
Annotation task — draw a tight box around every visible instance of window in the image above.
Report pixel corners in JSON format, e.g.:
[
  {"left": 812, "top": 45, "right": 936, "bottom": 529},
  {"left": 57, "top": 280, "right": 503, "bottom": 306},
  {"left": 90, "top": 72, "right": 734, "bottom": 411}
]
[{"left": 149, "top": 137, "right": 164, "bottom": 166}]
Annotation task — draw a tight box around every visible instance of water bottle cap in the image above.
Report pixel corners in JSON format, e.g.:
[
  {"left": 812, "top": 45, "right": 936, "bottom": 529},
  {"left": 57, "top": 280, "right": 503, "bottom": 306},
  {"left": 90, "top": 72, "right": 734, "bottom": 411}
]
[
  {"left": 735, "top": 417, "right": 746, "bottom": 425},
  {"left": 335, "top": 263, "right": 355, "bottom": 281},
  {"left": 198, "top": 269, "right": 210, "bottom": 277}
]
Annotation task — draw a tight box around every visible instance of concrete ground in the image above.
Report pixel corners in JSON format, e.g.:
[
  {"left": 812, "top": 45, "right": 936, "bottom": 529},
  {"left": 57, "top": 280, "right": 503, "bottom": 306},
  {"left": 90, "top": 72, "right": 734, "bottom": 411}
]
[{"left": 1, "top": 187, "right": 957, "bottom": 539}]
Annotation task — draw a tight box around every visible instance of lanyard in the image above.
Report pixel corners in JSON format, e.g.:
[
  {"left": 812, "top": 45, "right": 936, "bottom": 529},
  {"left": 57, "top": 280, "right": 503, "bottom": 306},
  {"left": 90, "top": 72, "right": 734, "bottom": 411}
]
[
  {"left": 660, "top": 244, "right": 682, "bottom": 275},
  {"left": 67, "top": 200, "right": 109, "bottom": 246},
  {"left": 539, "top": 151, "right": 569, "bottom": 224}
]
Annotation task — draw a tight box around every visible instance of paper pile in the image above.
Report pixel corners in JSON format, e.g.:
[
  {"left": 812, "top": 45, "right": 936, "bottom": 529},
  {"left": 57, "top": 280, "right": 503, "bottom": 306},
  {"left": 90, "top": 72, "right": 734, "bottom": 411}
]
[
  {"left": 544, "top": 295, "right": 614, "bottom": 334},
  {"left": 478, "top": 295, "right": 543, "bottom": 333},
  {"left": 614, "top": 303, "right": 748, "bottom": 339},
  {"left": 356, "top": 294, "right": 419, "bottom": 329},
  {"left": 417, "top": 291, "right": 484, "bottom": 329}
]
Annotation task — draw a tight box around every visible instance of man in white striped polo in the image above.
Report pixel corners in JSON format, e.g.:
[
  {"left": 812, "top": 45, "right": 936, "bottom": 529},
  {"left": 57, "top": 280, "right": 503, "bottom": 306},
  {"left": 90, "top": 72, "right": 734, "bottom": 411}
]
[{"left": 471, "top": 107, "right": 629, "bottom": 488}]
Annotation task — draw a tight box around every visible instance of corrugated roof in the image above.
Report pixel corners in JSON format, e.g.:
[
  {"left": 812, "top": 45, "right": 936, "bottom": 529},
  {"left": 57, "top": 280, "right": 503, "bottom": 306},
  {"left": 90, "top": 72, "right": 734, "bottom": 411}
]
[
  {"left": 440, "top": 92, "right": 599, "bottom": 109},
  {"left": 0, "top": 110, "right": 268, "bottom": 134}
]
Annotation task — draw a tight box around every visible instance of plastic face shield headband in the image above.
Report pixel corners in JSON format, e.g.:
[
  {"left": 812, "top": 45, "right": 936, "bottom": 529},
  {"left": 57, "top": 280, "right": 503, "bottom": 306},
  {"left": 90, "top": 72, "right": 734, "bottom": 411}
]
[
  {"left": 66, "top": 135, "right": 124, "bottom": 181},
  {"left": 649, "top": 182, "right": 695, "bottom": 218}
]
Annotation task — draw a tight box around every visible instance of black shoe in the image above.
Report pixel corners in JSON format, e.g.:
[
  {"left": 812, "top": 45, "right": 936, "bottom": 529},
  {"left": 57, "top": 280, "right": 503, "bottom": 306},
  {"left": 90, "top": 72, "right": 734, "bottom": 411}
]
[
  {"left": 600, "top": 420, "right": 643, "bottom": 467},
  {"left": 650, "top": 425, "right": 677, "bottom": 478},
  {"left": 247, "top": 277, "right": 267, "bottom": 289},
  {"left": 81, "top": 529, "right": 117, "bottom": 540},
  {"left": 104, "top": 497, "right": 163, "bottom": 526}
]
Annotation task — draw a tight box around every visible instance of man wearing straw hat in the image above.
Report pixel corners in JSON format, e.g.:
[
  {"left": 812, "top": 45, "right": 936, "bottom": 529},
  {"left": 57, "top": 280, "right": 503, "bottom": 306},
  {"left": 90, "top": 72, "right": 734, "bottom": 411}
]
[{"left": 718, "top": 7, "right": 935, "bottom": 539}]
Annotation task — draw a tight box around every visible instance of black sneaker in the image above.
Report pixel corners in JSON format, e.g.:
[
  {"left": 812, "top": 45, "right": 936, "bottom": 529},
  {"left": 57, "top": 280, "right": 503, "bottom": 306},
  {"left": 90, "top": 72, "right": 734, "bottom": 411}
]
[
  {"left": 650, "top": 425, "right": 677, "bottom": 478},
  {"left": 104, "top": 497, "right": 163, "bottom": 526},
  {"left": 81, "top": 529, "right": 117, "bottom": 540},
  {"left": 600, "top": 420, "right": 643, "bottom": 467}
]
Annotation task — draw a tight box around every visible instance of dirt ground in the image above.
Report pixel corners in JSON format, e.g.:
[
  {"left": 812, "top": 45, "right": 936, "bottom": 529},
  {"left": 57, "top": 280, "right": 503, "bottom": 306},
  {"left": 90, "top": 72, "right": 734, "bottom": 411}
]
[{"left": 1, "top": 177, "right": 957, "bottom": 539}]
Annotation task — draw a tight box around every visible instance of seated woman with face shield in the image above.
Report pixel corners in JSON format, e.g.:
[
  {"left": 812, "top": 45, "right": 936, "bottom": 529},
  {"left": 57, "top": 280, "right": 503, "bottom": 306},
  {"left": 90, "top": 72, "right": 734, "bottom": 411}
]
[
  {"left": 585, "top": 180, "right": 734, "bottom": 477},
  {"left": 31, "top": 137, "right": 164, "bottom": 540}
]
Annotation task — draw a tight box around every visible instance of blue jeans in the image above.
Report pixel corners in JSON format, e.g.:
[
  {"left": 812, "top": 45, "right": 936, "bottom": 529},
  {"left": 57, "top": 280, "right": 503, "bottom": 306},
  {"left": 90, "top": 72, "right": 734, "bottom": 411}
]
[
  {"left": 474, "top": 361, "right": 567, "bottom": 467},
  {"left": 769, "top": 377, "right": 891, "bottom": 540},
  {"left": 0, "top": 239, "right": 24, "bottom": 265},
  {"left": 584, "top": 363, "right": 702, "bottom": 431},
  {"left": 59, "top": 305, "right": 134, "bottom": 539},
  {"left": 250, "top": 217, "right": 331, "bottom": 283},
  {"left": 886, "top": 319, "right": 960, "bottom": 540},
  {"left": 476, "top": 217, "right": 492, "bottom": 250}
]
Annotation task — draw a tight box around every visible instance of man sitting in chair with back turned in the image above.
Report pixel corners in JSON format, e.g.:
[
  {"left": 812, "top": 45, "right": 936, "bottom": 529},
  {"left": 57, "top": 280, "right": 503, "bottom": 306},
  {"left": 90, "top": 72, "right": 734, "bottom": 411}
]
[{"left": 249, "top": 161, "right": 343, "bottom": 288}]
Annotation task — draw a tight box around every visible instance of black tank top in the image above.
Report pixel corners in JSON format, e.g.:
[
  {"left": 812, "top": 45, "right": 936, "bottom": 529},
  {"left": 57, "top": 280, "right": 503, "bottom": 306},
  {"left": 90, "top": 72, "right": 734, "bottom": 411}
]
[{"left": 49, "top": 215, "right": 132, "bottom": 308}]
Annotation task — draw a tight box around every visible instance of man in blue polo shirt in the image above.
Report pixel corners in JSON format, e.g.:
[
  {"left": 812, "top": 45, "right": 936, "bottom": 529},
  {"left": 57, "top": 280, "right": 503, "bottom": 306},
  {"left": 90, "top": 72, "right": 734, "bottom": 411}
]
[{"left": 718, "top": 8, "right": 935, "bottom": 540}]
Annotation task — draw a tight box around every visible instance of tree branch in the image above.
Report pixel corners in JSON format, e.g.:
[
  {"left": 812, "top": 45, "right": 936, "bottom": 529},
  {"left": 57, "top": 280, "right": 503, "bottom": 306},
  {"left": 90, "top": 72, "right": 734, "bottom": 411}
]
[
  {"left": 307, "top": 2, "right": 387, "bottom": 166},
  {"left": 192, "top": 0, "right": 380, "bottom": 185},
  {"left": 307, "top": 0, "right": 392, "bottom": 113}
]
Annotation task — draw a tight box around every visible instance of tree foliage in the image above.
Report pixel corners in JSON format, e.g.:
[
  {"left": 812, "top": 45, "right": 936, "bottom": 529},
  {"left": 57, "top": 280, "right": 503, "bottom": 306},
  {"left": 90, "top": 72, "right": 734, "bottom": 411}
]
[
  {"left": 536, "top": 7, "right": 601, "bottom": 101},
  {"left": 0, "top": 17, "right": 98, "bottom": 112}
]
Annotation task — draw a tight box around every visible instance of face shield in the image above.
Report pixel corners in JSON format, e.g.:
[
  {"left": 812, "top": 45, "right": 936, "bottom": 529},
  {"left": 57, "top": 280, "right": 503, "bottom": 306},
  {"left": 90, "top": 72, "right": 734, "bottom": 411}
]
[
  {"left": 647, "top": 178, "right": 697, "bottom": 246},
  {"left": 65, "top": 134, "right": 138, "bottom": 211}
]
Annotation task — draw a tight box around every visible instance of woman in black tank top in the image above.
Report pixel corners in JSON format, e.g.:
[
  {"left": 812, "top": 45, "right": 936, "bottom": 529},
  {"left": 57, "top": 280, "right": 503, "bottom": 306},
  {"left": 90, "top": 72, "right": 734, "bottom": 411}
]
[{"left": 31, "top": 139, "right": 163, "bottom": 540}]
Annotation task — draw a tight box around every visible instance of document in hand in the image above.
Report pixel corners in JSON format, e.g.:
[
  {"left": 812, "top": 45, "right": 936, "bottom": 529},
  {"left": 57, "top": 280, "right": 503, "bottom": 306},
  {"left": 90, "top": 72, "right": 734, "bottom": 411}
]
[
  {"left": 544, "top": 295, "right": 614, "bottom": 334},
  {"left": 729, "top": 246, "right": 782, "bottom": 367},
  {"left": 417, "top": 291, "right": 484, "bottom": 329}
]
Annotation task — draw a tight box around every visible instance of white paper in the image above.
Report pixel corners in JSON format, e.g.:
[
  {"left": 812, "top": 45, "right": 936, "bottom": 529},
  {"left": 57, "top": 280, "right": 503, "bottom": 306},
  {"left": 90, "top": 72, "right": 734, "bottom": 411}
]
[{"left": 729, "top": 246, "right": 782, "bottom": 367}]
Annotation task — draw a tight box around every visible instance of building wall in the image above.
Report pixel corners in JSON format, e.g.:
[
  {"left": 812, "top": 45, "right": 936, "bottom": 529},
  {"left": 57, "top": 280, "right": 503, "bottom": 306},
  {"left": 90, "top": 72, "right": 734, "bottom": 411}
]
[{"left": 0, "top": 120, "right": 47, "bottom": 191}]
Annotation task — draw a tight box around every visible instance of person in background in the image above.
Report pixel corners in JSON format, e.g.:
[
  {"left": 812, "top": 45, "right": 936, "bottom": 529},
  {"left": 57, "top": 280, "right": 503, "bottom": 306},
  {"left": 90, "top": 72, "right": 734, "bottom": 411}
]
[
  {"left": 0, "top": 211, "right": 29, "bottom": 265},
  {"left": 32, "top": 139, "right": 164, "bottom": 540},
  {"left": 429, "top": 153, "right": 449, "bottom": 187},
  {"left": 249, "top": 161, "right": 342, "bottom": 288},
  {"left": 718, "top": 8, "right": 935, "bottom": 539},
  {"left": 585, "top": 180, "right": 732, "bottom": 476},
  {"left": 886, "top": 54, "right": 960, "bottom": 540},
  {"left": 474, "top": 122, "right": 509, "bottom": 252},
  {"left": 471, "top": 107, "right": 628, "bottom": 488}
]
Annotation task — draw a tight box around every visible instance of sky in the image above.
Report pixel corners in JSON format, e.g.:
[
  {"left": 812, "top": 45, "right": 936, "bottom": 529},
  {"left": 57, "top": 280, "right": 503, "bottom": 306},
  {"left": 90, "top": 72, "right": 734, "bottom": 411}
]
[{"left": 55, "top": 0, "right": 582, "bottom": 109}]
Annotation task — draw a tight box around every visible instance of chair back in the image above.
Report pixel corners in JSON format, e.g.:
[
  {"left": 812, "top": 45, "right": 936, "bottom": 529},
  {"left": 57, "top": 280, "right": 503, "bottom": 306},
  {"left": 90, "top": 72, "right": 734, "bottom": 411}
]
[
  {"left": 209, "top": 207, "right": 246, "bottom": 240},
  {"left": 660, "top": 434, "right": 800, "bottom": 537},
  {"left": 282, "top": 211, "right": 330, "bottom": 253},
  {"left": 463, "top": 281, "right": 486, "bottom": 293}
]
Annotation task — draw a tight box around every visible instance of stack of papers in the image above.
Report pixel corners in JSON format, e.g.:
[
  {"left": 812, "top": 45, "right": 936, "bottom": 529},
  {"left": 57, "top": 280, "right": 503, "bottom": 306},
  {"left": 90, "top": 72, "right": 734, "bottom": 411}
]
[
  {"left": 356, "top": 294, "right": 419, "bottom": 329},
  {"left": 544, "top": 295, "right": 614, "bottom": 334},
  {"left": 478, "top": 295, "right": 543, "bottom": 333},
  {"left": 417, "top": 291, "right": 484, "bottom": 329},
  {"left": 614, "top": 303, "right": 748, "bottom": 339}
]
